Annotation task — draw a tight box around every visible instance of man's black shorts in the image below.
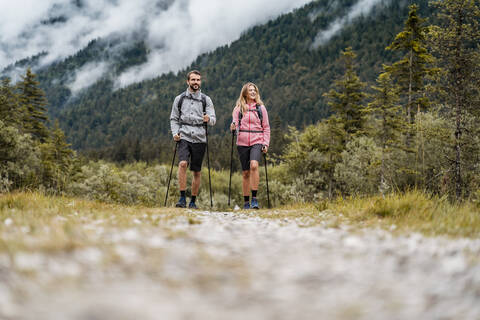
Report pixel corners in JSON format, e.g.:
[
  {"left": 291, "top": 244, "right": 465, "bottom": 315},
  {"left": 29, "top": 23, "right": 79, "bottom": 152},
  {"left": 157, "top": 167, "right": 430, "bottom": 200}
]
[
  {"left": 178, "top": 139, "right": 206, "bottom": 172},
  {"left": 237, "top": 144, "right": 263, "bottom": 171}
]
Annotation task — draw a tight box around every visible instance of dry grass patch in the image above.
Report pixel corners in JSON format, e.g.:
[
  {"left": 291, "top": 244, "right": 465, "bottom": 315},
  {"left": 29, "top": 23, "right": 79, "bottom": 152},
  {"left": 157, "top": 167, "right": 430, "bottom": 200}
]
[
  {"left": 0, "top": 192, "right": 195, "bottom": 254},
  {"left": 253, "top": 192, "right": 480, "bottom": 238},
  {"left": 327, "top": 192, "right": 480, "bottom": 238}
]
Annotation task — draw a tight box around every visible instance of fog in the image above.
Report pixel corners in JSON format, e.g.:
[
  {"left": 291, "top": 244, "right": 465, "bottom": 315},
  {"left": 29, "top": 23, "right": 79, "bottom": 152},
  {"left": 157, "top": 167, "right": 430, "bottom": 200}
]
[
  {"left": 312, "top": 0, "right": 388, "bottom": 48},
  {"left": 0, "top": 0, "right": 312, "bottom": 89}
]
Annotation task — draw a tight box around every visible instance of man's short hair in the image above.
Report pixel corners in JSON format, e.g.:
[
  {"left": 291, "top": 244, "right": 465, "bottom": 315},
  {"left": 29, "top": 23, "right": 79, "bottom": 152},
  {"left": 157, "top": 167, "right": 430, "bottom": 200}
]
[{"left": 187, "top": 70, "right": 201, "bottom": 80}]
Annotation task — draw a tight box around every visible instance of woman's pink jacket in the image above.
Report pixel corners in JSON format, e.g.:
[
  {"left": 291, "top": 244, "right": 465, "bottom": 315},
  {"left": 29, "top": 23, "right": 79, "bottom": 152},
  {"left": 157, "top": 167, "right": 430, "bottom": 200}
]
[{"left": 232, "top": 102, "right": 270, "bottom": 147}]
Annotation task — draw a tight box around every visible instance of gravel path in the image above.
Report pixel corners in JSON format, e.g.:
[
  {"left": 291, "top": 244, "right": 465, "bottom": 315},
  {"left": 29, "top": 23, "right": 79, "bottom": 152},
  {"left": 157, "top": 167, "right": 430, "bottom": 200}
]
[{"left": 1, "top": 210, "right": 480, "bottom": 320}]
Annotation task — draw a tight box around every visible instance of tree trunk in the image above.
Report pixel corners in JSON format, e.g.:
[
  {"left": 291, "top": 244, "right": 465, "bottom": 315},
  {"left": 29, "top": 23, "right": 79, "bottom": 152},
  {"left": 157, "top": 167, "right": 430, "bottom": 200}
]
[
  {"left": 407, "top": 49, "right": 413, "bottom": 123},
  {"left": 453, "top": 9, "right": 463, "bottom": 201},
  {"left": 455, "top": 92, "right": 462, "bottom": 200}
]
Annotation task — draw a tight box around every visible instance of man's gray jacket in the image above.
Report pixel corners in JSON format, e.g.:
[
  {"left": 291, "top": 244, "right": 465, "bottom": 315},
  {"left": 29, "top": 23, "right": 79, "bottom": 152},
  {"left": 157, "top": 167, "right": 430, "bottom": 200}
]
[{"left": 170, "top": 89, "right": 216, "bottom": 144}]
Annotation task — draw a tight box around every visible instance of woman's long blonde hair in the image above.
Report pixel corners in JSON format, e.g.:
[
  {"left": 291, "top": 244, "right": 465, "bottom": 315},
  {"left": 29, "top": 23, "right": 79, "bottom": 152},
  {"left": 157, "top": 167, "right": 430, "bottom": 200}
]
[{"left": 234, "top": 82, "right": 264, "bottom": 116}]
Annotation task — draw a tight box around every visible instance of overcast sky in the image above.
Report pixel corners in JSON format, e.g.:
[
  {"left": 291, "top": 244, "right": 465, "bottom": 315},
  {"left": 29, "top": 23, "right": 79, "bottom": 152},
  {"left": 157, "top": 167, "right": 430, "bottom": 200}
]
[{"left": 0, "top": 0, "right": 313, "bottom": 89}]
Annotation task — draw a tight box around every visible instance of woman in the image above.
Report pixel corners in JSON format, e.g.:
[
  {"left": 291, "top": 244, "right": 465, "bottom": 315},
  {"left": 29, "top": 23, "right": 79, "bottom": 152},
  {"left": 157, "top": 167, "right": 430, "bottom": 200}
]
[{"left": 230, "top": 83, "right": 270, "bottom": 209}]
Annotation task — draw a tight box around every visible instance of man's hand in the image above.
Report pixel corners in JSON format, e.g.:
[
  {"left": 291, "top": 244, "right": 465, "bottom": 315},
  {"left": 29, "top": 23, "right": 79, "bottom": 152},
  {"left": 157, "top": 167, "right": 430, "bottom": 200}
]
[
  {"left": 262, "top": 145, "right": 268, "bottom": 153},
  {"left": 173, "top": 134, "right": 181, "bottom": 142},
  {"left": 203, "top": 114, "right": 210, "bottom": 123},
  {"left": 230, "top": 122, "right": 236, "bottom": 132}
]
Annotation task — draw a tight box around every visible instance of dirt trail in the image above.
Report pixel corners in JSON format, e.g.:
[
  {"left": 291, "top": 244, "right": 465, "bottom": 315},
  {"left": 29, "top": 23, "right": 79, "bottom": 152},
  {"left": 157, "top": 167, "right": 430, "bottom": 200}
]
[{"left": 1, "top": 210, "right": 480, "bottom": 320}]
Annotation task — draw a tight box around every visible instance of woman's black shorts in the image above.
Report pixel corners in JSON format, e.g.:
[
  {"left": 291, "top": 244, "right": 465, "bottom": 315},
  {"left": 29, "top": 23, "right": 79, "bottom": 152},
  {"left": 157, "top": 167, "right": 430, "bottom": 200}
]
[
  {"left": 178, "top": 139, "right": 206, "bottom": 172},
  {"left": 237, "top": 144, "right": 263, "bottom": 171}
]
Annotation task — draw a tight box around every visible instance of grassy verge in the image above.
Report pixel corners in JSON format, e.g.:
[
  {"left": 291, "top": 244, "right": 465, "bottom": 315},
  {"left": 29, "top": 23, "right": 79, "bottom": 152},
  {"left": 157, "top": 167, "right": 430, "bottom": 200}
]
[
  {"left": 257, "top": 191, "right": 480, "bottom": 238},
  {"left": 0, "top": 192, "right": 199, "bottom": 254},
  {"left": 323, "top": 191, "right": 480, "bottom": 238},
  {"left": 1, "top": 190, "right": 479, "bottom": 255}
]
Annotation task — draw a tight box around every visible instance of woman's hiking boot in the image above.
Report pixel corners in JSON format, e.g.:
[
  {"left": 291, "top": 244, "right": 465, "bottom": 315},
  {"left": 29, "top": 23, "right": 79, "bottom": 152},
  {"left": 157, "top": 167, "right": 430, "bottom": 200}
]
[
  {"left": 243, "top": 202, "right": 250, "bottom": 209},
  {"left": 188, "top": 201, "right": 197, "bottom": 209},
  {"left": 251, "top": 198, "right": 259, "bottom": 209}
]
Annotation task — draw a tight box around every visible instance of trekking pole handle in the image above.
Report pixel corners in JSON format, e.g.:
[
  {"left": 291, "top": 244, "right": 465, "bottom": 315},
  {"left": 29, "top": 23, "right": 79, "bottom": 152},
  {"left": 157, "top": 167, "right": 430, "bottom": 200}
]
[
  {"left": 230, "top": 121, "right": 237, "bottom": 134},
  {"left": 203, "top": 112, "right": 209, "bottom": 124}
]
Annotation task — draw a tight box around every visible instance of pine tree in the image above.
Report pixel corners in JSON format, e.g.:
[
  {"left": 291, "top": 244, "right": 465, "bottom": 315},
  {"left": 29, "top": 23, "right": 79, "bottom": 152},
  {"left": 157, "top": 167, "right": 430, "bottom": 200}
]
[
  {"left": 133, "top": 138, "right": 141, "bottom": 162},
  {"left": 0, "top": 78, "right": 21, "bottom": 127},
  {"left": 269, "top": 113, "right": 288, "bottom": 160},
  {"left": 324, "top": 117, "right": 346, "bottom": 198},
  {"left": 366, "top": 72, "right": 404, "bottom": 193},
  {"left": 386, "top": 4, "right": 436, "bottom": 123},
  {"left": 429, "top": 0, "right": 480, "bottom": 200},
  {"left": 40, "top": 120, "right": 75, "bottom": 191},
  {"left": 51, "top": 120, "right": 75, "bottom": 171},
  {"left": 323, "top": 47, "right": 367, "bottom": 139},
  {"left": 17, "top": 68, "right": 50, "bottom": 142}
]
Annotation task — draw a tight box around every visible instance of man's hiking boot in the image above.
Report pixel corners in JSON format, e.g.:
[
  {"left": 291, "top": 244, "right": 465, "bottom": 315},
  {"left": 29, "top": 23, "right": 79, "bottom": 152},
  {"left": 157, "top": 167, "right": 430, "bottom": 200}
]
[
  {"left": 175, "top": 197, "right": 186, "bottom": 208},
  {"left": 251, "top": 198, "right": 259, "bottom": 209},
  {"left": 188, "top": 201, "right": 197, "bottom": 209},
  {"left": 243, "top": 202, "right": 250, "bottom": 209}
]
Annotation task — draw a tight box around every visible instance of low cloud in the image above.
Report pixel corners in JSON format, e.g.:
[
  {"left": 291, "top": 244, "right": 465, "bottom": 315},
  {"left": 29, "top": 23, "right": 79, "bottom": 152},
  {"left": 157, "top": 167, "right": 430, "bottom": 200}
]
[
  {"left": 0, "top": 0, "right": 313, "bottom": 89},
  {"left": 67, "top": 61, "right": 109, "bottom": 95},
  {"left": 312, "top": 0, "right": 388, "bottom": 48}
]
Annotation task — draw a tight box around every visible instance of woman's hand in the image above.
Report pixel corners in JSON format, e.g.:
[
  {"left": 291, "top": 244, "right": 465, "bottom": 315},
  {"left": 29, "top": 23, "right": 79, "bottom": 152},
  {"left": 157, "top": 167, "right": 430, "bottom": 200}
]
[
  {"left": 230, "top": 122, "right": 236, "bottom": 132},
  {"left": 262, "top": 145, "right": 268, "bottom": 153}
]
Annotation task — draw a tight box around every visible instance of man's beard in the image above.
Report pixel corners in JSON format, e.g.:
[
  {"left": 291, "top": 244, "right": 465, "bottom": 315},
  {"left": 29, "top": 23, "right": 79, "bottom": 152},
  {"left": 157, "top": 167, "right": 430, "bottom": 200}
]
[{"left": 190, "top": 84, "right": 200, "bottom": 91}]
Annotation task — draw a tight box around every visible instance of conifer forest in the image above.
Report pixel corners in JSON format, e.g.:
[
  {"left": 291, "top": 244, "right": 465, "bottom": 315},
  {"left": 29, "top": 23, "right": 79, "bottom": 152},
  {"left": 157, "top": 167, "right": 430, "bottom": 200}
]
[
  {"left": 1, "top": 1, "right": 480, "bottom": 319},
  {"left": 2, "top": 0, "right": 479, "bottom": 204}
]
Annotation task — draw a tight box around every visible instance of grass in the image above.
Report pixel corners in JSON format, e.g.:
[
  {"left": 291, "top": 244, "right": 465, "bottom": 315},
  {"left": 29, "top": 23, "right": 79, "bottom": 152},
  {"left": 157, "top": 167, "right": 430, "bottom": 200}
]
[
  {"left": 253, "top": 191, "right": 480, "bottom": 238},
  {"left": 1, "top": 190, "right": 479, "bottom": 257},
  {"left": 0, "top": 192, "right": 198, "bottom": 254},
  {"left": 325, "top": 191, "right": 480, "bottom": 238}
]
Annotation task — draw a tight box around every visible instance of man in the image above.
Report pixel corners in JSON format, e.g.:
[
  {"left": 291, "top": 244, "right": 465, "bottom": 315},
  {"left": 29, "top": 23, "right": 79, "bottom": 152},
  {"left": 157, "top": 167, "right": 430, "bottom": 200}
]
[{"left": 170, "top": 70, "right": 216, "bottom": 208}]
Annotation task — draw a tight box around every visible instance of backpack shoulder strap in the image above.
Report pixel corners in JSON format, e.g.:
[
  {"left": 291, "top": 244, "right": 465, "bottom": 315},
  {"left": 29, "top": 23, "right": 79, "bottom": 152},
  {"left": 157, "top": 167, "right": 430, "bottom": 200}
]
[
  {"left": 238, "top": 104, "right": 263, "bottom": 129},
  {"left": 238, "top": 107, "right": 243, "bottom": 128},
  {"left": 177, "top": 92, "right": 186, "bottom": 119},
  {"left": 256, "top": 103, "right": 263, "bottom": 127},
  {"left": 201, "top": 94, "right": 207, "bottom": 114}
]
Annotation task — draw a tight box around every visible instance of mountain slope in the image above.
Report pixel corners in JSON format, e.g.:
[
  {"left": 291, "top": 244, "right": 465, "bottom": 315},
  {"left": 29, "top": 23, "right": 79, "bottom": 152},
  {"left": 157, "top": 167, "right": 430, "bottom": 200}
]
[{"left": 4, "top": 0, "right": 434, "bottom": 163}]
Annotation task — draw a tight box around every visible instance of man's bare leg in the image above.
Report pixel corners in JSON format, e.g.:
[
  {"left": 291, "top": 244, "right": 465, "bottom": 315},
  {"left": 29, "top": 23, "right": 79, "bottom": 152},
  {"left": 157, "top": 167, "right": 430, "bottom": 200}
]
[
  {"left": 192, "top": 171, "right": 201, "bottom": 196},
  {"left": 178, "top": 161, "right": 188, "bottom": 191}
]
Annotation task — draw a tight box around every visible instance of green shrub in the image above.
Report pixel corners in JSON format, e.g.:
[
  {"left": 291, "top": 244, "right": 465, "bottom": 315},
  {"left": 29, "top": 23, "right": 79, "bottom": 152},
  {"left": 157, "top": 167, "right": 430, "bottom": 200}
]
[
  {"left": 335, "top": 136, "right": 381, "bottom": 196},
  {"left": 0, "top": 120, "right": 42, "bottom": 192},
  {"left": 64, "top": 159, "right": 298, "bottom": 209}
]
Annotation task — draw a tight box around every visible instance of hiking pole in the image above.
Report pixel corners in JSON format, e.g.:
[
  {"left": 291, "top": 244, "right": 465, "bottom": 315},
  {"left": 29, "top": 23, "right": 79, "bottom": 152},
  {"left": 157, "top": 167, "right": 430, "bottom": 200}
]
[
  {"left": 164, "top": 141, "right": 178, "bottom": 207},
  {"left": 204, "top": 114, "right": 213, "bottom": 208},
  {"left": 228, "top": 127, "right": 235, "bottom": 206},
  {"left": 263, "top": 152, "right": 270, "bottom": 208}
]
